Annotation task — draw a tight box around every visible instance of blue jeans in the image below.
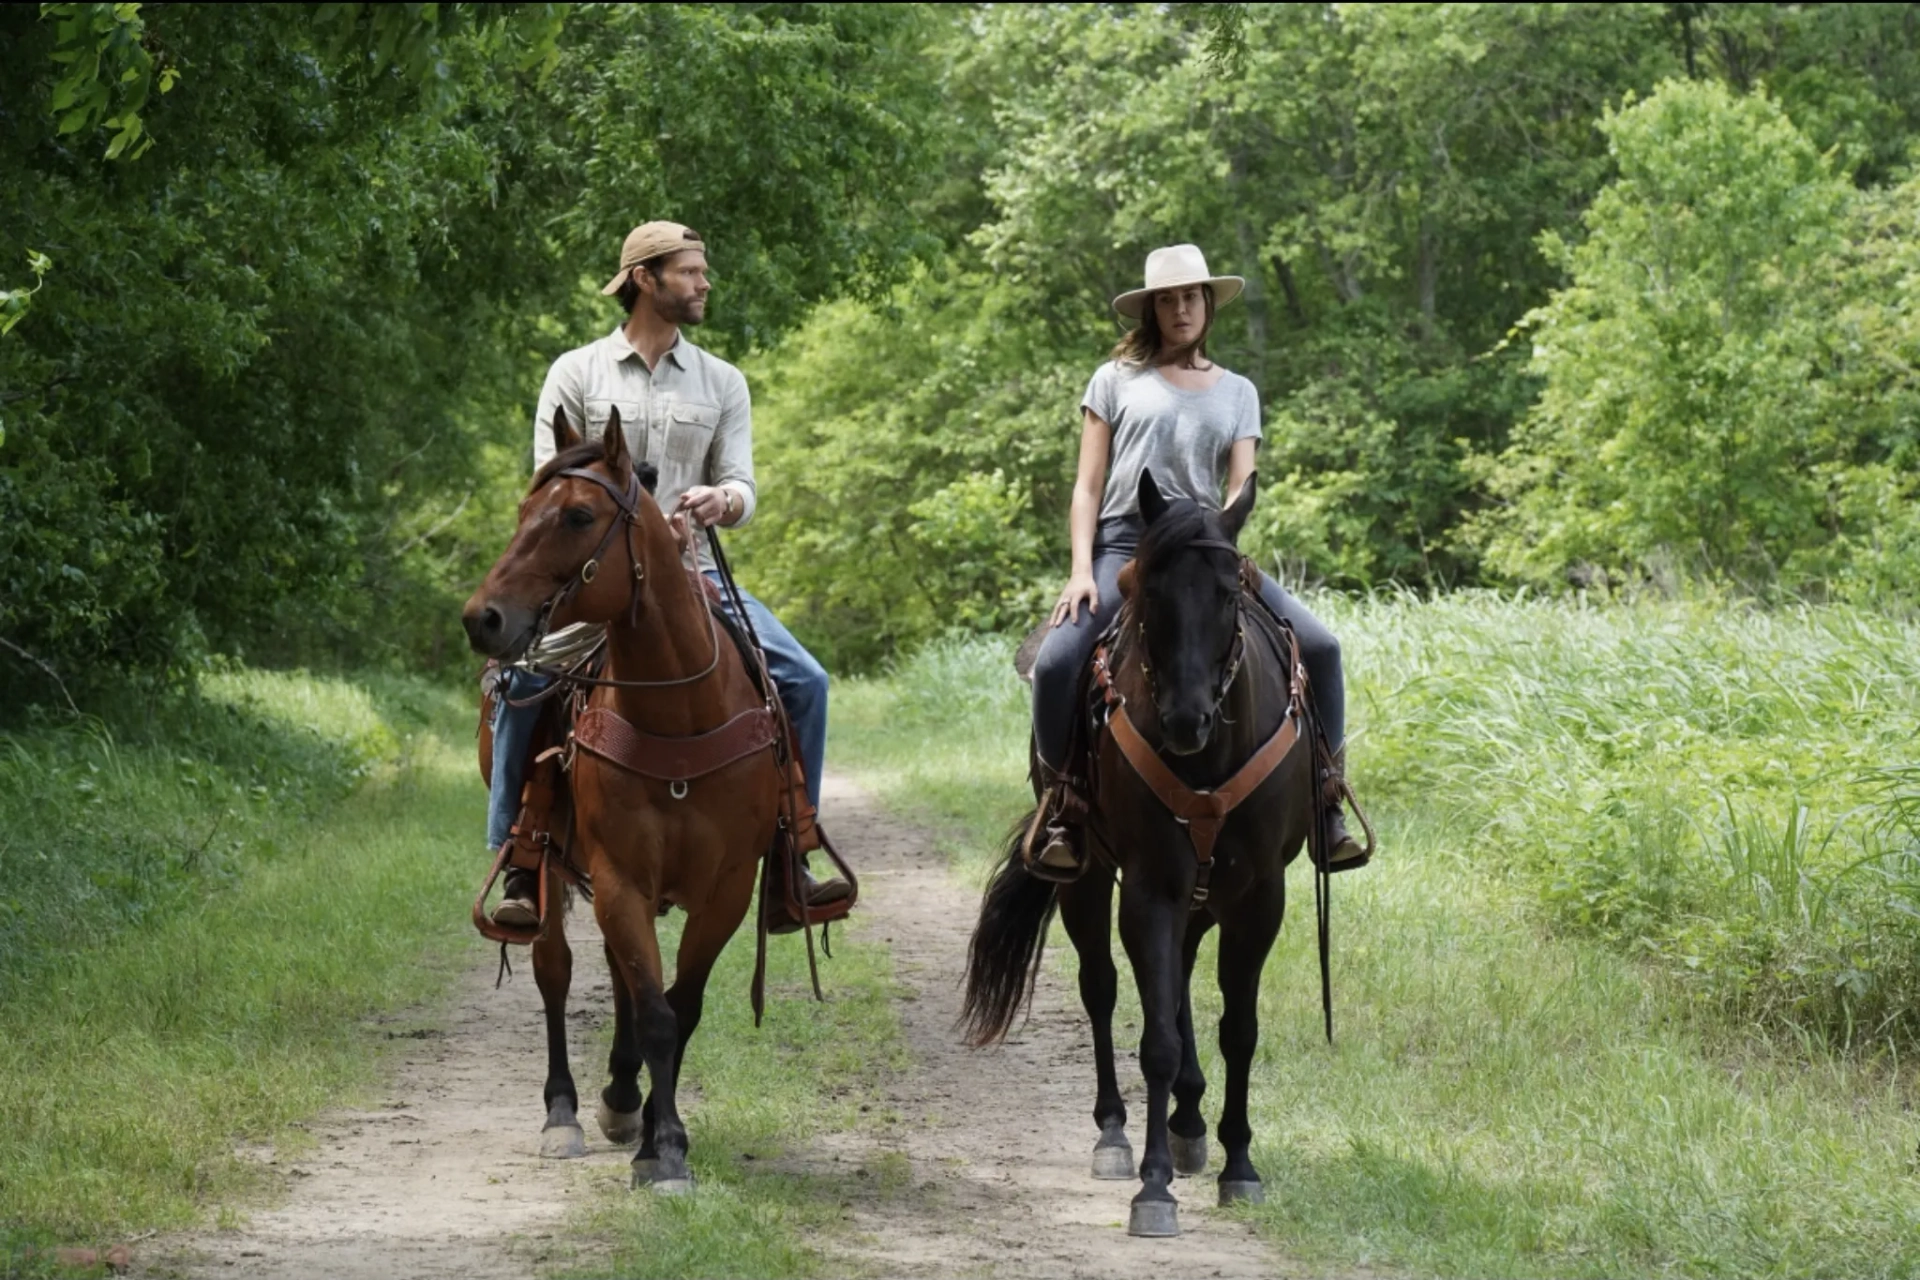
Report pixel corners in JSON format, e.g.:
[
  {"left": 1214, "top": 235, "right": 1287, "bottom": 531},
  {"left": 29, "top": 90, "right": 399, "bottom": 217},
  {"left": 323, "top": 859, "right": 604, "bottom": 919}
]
[
  {"left": 486, "top": 667, "right": 555, "bottom": 853},
  {"left": 484, "top": 586, "right": 830, "bottom": 851},
  {"left": 705, "top": 574, "right": 830, "bottom": 811}
]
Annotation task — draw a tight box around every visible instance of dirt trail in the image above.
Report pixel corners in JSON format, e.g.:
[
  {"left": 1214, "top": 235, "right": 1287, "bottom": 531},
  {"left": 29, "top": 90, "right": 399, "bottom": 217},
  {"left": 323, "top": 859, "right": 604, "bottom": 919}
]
[
  {"left": 142, "top": 772, "right": 1289, "bottom": 1279},
  {"left": 139, "top": 906, "right": 628, "bottom": 1279},
  {"left": 801, "top": 773, "right": 1288, "bottom": 1280}
]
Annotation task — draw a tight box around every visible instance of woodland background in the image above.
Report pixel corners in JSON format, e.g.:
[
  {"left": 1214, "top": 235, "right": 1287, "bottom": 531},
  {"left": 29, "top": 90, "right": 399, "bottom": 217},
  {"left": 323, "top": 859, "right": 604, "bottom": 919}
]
[
  {"left": 5, "top": 2, "right": 1919, "bottom": 687},
  {"left": 9, "top": 11, "right": 1920, "bottom": 1267}
]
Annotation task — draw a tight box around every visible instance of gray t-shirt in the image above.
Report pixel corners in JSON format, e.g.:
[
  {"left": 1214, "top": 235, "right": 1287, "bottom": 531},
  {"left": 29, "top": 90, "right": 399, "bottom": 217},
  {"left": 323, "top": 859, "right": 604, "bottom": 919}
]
[{"left": 1080, "top": 361, "right": 1262, "bottom": 520}]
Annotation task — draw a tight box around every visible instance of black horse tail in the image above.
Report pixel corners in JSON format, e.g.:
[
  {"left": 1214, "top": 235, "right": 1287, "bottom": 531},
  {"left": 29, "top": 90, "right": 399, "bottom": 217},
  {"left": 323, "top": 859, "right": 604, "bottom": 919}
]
[{"left": 959, "top": 811, "right": 1059, "bottom": 1047}]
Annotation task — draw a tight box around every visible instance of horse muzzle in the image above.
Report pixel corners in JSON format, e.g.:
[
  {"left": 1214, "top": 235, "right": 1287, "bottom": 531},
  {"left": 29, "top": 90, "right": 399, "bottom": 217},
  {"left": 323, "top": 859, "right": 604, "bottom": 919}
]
[
  {"left": 1156, "top": 705, "right": 1215, "bottom": 756},
  {"left": 462, "top": 596, "right": 539, "bottom": 662}
]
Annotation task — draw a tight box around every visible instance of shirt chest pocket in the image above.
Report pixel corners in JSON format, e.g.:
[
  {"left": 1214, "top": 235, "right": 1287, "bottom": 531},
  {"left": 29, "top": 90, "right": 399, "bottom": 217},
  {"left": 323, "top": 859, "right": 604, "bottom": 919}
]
[
  {"left": 585, "top": 398, "right": 644, "bottom": 457},
  {"left": 666, "top": 401, "right": 719, "bottom": 466}
]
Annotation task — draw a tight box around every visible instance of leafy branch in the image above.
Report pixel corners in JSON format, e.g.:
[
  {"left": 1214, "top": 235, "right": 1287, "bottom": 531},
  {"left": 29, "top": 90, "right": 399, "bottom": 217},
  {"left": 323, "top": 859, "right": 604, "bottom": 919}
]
[
  {"left": 43, "top": 2, "right": 178, "bottom": 161},
  {"left": 0, "top": 250, "right": 53, "bottom": 350}
]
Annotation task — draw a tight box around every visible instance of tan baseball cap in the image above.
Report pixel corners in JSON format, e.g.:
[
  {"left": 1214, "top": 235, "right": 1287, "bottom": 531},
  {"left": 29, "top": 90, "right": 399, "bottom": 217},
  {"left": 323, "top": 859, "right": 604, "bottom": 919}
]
[{"left": 599, "top": 221, "right": 704, "bottom": 295}]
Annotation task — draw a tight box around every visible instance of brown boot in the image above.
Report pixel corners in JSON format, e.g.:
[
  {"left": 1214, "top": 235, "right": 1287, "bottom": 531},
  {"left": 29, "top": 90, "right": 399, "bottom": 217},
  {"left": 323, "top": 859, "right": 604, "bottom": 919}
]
[
  {"left": 1021, "top": 768, "right": 1088, "bottom": 883},
  {"left": 492, "top": 863, "right": 540, "bottom": 928},
  {"left": 802, "top": 864, "right": 853, "bottom": 906},
  {"left": 1322, "top": 747, "right": 1370, "bottom": 873},
  {"left": 763, "top": 859, "right": 852, "bottom": 935}
]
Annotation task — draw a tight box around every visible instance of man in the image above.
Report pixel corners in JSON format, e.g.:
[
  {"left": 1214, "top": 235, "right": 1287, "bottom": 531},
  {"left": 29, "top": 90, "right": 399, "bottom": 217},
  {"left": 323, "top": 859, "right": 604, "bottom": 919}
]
[{"left": 486, "top": 220, "right": 848, "bottom": 928}]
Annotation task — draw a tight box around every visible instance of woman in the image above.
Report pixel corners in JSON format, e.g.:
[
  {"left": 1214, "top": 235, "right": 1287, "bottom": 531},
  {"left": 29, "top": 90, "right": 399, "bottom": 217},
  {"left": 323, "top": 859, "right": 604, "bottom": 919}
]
[{"left": 1027, "top": 243, "right": 1366, "bottom": 875}]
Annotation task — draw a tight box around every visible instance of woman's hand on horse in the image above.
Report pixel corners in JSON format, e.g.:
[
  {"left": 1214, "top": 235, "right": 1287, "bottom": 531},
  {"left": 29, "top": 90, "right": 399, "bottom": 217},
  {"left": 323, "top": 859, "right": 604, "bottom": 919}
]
[{"left": 1051, "top": 572, "right": 1100, "bottom": 627}]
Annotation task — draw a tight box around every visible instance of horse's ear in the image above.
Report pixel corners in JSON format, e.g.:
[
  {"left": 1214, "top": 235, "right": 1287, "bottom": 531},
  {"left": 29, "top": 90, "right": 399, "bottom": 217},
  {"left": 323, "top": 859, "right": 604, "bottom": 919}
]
[
  {"left": 600, "top": 405, "right": 633, "bottom": 479},
  {"left": 1221, "top": 471, "right": 1257, "bottom": 542},
  {"left": 1118, "top": 559, "right": 1139, "bottom": 599},
  {"left": 550, "top": 404, "right": 582, "bottom": 455},
  {"left": 636, "top": 462, "right": 659, "bottom": 495},
  {"left": 1137, "top": 468, "right": 1169, "bottom": 525}
]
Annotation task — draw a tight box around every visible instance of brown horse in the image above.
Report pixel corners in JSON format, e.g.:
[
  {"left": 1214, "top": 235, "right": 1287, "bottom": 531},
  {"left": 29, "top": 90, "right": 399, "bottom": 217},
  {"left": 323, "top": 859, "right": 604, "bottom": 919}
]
[{"left": 462, "top": 406, "right": 782, "bottom": 1192}]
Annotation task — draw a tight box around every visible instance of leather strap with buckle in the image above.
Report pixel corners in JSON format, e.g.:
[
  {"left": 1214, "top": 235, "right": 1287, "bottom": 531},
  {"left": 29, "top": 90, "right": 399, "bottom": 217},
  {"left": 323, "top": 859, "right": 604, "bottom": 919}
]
[{"left": 1093, "top": 602, "right": 1306, "bottom": 906}]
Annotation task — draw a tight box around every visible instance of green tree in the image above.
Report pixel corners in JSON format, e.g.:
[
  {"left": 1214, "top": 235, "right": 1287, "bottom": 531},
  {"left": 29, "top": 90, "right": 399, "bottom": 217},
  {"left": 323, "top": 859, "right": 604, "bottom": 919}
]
[
  {"left": 1476, "top": 78, "right": 1920, "bottom": 595},
  {"left": 0, "top": 3, "right": 937, "bottom": 704}
]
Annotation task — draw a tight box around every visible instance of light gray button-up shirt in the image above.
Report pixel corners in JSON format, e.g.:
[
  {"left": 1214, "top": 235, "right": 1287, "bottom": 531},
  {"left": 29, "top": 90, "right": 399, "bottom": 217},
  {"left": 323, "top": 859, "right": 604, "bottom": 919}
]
[{"left": 532, "top": 327, "right": 756, "bottom": 569}]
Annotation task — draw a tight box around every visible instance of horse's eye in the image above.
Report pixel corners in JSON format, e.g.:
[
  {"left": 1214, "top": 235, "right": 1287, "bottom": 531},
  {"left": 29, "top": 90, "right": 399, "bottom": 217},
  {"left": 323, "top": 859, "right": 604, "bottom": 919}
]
[{"left": 564, "top": 506, "right": 596, "bottom": 530}]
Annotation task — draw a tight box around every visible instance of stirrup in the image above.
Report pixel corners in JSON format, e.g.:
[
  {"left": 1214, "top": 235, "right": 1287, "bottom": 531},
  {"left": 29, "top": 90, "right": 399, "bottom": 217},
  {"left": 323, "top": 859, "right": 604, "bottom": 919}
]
[
  {"left": 473, "top": 843, "right": 548, "bottom": 945},
  {"left": 1317, "top": 746, "right": 1375, "bottom": 874},
  {"left": 1021, "top": 787, "right": 1086, "bottom": 884}
]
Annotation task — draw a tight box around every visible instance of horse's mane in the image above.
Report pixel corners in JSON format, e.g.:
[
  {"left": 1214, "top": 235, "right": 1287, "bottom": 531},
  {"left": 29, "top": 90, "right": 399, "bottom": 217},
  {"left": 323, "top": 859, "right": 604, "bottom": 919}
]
[
  {"left": 1136, "top": 498, "right": 1230, "bottom": 576},
  {"left": 529, "top": 440, "right": 658, "bottom": 496},
  {"left": 530, "top": 440, "right": 606, "bottom": 493}
]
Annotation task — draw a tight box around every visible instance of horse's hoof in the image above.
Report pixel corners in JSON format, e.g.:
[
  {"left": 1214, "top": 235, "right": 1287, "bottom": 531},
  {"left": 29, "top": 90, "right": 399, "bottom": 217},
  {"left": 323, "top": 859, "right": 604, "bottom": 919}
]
[
  {"left": 1171, "top": 1133, "right": 1208, "bottom": 1177},
  {"left": 1127, "top": 1196, "right": 1180, "bottom": 1238},
  {"left": 598, "top": 1101, "right": 644, "bottom": 1145},
  {"left": 1092, "top": 1138, "right": 1135, "bottom": 1181},
  {"left": 633, "top": 1154, "right": 693, "bottom": 1194},
  {"left": 539, "top": 1123, "right": 587, "bottom": 1160},
  {"left": 1218, "top": 1179, "right": 1265, "bottom": 1207}
]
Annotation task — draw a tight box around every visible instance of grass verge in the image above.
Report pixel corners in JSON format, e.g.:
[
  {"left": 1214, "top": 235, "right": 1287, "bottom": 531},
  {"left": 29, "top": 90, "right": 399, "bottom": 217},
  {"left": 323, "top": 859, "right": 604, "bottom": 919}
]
[
  {"left": 0, "top": 669, "right": 480, "bottom": 1261},
  {"left": 830, "top": 614, "right": 1920, "bottom": 1278}
]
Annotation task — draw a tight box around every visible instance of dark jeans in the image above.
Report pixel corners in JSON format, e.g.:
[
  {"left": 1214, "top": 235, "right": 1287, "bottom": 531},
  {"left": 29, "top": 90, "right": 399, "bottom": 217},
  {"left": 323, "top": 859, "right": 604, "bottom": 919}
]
[
  {"left": 486, "top": 667, "right": 555, "bottom": 853},
  {"left": 485, "top": 582, "right": 830, "bottom": 852},
  {"left": 1031, "top": 519, "right": 1345, "bottom": 772}
]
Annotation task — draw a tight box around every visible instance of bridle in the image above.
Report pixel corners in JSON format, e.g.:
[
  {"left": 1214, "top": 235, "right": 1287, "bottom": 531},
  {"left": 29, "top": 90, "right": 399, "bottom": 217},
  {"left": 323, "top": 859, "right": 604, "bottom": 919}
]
[
  {"left": 520, "top": 464, "right": 721, "bottom": 691},
  {"left": 1132, "top": 537, "right": 1249, "bottom": 722}
]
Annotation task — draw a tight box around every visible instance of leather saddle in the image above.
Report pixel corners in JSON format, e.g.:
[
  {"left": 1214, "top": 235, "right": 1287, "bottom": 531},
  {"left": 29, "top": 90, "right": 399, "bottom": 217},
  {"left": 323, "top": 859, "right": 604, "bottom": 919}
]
[{"left": 473, "top": 586, "right": 855, "bottom": 945}]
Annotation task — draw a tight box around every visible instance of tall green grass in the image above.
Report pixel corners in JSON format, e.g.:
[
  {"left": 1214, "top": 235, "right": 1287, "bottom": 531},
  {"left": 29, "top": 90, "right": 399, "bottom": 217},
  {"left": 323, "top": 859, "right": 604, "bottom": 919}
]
[
  {"left": 0, "top": 670, "right": 480, "bottom": 1253},
  {"left": 1329, "top": 591, "right": 1920, "bottom": 1047},
  {"left": 0, "top": 665, "right": 435, "bottom": 991},
  {"left": 830, "top": 602, "right": 1920, "bottom": 1277}
]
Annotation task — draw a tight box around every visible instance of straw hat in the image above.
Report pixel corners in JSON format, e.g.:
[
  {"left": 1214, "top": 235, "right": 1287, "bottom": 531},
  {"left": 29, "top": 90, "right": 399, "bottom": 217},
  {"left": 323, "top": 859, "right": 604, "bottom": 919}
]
[
  {"left": 600, "top": 221, "right": 705, "bottom": 295},
  {"left": 1111, "top": 244, "right": 1244, "bottom": 319}
]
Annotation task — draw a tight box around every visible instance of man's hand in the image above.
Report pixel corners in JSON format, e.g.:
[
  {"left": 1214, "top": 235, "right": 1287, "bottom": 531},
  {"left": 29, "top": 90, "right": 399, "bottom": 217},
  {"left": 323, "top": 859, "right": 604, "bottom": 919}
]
[
  {"left": 676, "top": 485, "right": 732, "bottom": 528},
  {"left": 668, "top": 511, "right": 691, "bottom": 554}
]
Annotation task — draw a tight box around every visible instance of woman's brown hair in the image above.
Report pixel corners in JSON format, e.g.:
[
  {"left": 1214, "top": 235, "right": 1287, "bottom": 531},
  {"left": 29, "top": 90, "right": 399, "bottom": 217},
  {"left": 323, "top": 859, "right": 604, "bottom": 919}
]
[{"left": 1111, "top": 284, "right": 1216, "bottom": 369}]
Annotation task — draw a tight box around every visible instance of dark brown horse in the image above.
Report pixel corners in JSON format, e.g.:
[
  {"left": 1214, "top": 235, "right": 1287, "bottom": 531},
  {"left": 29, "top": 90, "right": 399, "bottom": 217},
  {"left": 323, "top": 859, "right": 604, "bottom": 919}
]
[
  {"left": 462, "top": 406, "right": 782, "bottom": 1192},
  {"left": 962, "top": 471, "right": 1319, "bottom": 1237}
]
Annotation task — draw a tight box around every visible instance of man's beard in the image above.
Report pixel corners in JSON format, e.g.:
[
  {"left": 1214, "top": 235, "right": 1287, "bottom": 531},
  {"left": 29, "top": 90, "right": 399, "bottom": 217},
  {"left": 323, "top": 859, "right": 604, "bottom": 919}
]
[{"left": 657, "top": 293, "right": 705, "bottom": 326}]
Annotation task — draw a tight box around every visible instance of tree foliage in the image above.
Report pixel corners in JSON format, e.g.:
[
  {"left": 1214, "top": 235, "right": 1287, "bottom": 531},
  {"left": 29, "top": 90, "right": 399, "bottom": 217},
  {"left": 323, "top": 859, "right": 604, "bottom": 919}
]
[
  {"left": 742, "top": 3, "right": 1920, "bottom": 666},
  {"left": 0, "top": 2, "right": 936, "bottom": 705},
  {"left": 1479, "top": 80, "right": 1920, "bottom": 594},
  {"left": 9, "top": 3, "right": 1920, "bottom": 691}
]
